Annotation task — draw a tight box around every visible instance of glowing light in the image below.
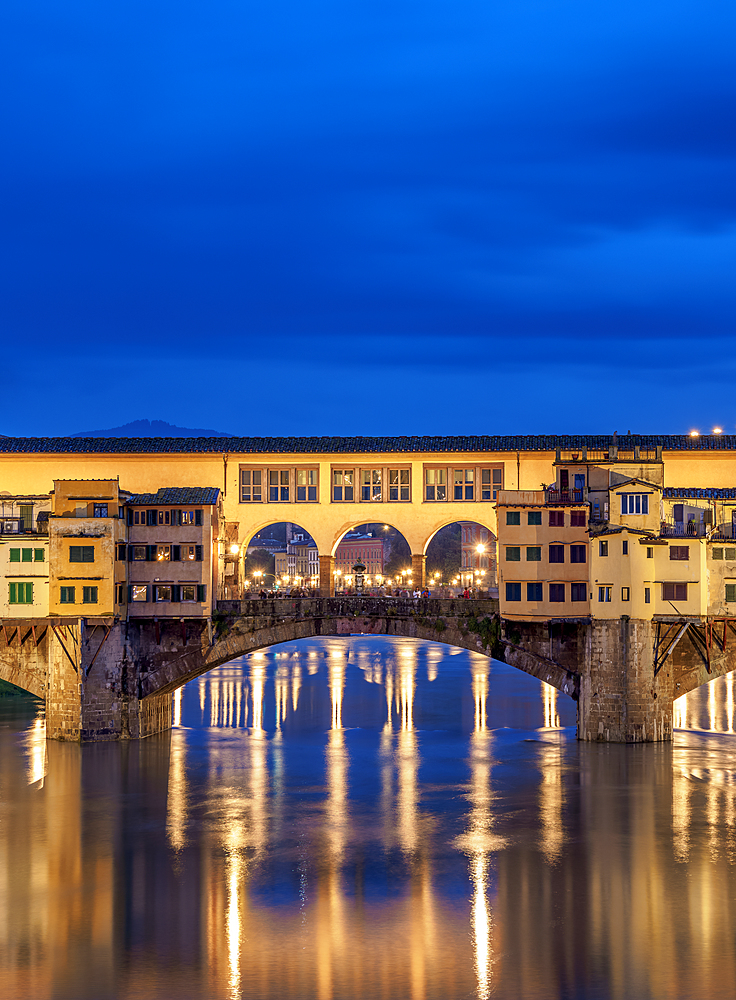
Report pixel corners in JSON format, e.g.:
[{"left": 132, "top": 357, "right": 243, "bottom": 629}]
[
  {"left": 230, "top": 543, "right": 240, "bottom": 554},
  {"left": 714, "top": 427, "right": 723, "bottom": 435},
  {"left": 173, "top": 686, "right": 182, "bottom": 727},
  {"left": 690, "top": 430, "right": 699, "bottom": 437}
]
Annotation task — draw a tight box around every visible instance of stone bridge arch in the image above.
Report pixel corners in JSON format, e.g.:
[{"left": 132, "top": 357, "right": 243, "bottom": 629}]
[{"left": 135, "top": 598, "right": 580, "bottom": 703}]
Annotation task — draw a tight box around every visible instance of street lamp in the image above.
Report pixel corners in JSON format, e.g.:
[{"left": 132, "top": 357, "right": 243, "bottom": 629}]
[{"left": 352, "top": 558, "right": 366, "bottom": 595}]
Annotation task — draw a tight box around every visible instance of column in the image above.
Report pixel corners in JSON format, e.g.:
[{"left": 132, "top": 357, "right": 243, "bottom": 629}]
[
  {"left": 319, "top": 554, "right": 335, "bottom": 598},
  {"left": 411, "top": 554, "right": 426, "bottom": 592}
]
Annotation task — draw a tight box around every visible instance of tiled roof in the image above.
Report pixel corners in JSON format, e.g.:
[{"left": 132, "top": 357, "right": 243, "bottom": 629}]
[
  {"left": 1, "top": 434, "right": 736, "bottom": 455},
  {"left": 125, "top": 487, "right": 220, "bottom": 505},
  {"left": 663, "top": 487, "right": 736, "bottom": 500}
]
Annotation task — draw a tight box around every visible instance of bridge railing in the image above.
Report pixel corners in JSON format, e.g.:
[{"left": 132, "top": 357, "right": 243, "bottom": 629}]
[{"left": 217, "top": 596, "right": 500, "bottom": 619}]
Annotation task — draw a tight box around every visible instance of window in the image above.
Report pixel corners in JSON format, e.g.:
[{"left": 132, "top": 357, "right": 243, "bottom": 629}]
[
  {"left": 116, "top": 584, "right": 125, "bottom": 604},
  {"left": 505, "top": 547, "right": 521, "bottom": 561},
  {"left": 69, "top": 546, "right": 94, "bottom": 563},
  {"left": 713, "top": 547, "right": 724, "bottom": 560},
  {"left": 454, "top": 469, "right": 474, "bottom": 501},
  {"left": 34, "top": 548, "right": 44, "bottom": 562},
  {"left": 481, "top": 469, "right": 493, "bottom": 501},
  {"left": 527, "top": 582, "right": 543, "bottom": 601},
  {"left": 131, "top": 585, "right": 148, "bottom": 602},
  {"left": 549, "top": 545, "right": 565, "bottom": 563},
  {"left": 19, "top": 504, "right": 33, "bottom": 531},
  {"left": 622, "top": 540, "right": 628, "bottom": 555},
  {"left": 83, "top": 586, "right": 98, "bottom": 604},
  {"left": 240, "top": 470, "right": 263, "bottom": 502},
  {"left": 727, "top": 548, "right": 736, "bottom": 561},
  {"left": 116, "top": 544, "right": 126, "bottom": 561},
  {"left": 571, "top": 582, "right": 587, "bottom": 602},
  {"left": 181, "top": 545, "right": 203, "bottom": 561},
  {"left": 506, "top": 511, "right": 520, "bottom": 526},
  {"left": 60, "top": 586, "right": 75, "bottom": 604},
  {"left": 726, "top": 584, "right": 736, "bottom": 603},
  {"left": 297, "top": 469, "right": 319, "bottom": 502},
  {"left": 425, "top": 469, "right": 447, "bottom": 501},
  {"left": 93, "top": 503, "right": 108, "bottom": 517},
  {"left": 388, "top": 469, "right": 410, "bottom": 501},
  {"left": 599, "top": 540, "right": 608, "bottom": 557},
  {"left": 361, "top": 469, "right": 382, "bottom": 502},
  {"left": 181, "top": 584, "right": 197, "bottom": 602},
  {"left": 549, "top": 511, "right": 564, "bottom": 527},
  {"left": 155, "top": 585, "right": 172, "bottom": 602},
  {"left": 570, "top": 545, "right": 586, "bottom": 563},
  {"left": 21, "top": 548, "right": 32, "bottom": 562},
  {"left": 647, "top": 547, "right": 654, "bottom": 559},
  {"left": 332, "top": 469, "right": 354, "bottom": 502},
  {"left": 9, "top": 549, "right": 20, "bottom": 562},
  {"left": 181, "top": 510, "right": 195, "bottom": 524},
  {"left": 645, "top": 587, "right": 651, "bottom": 604},
  {"left": 570, "top": 511, "right": 587, "bottom": 527},
  {"left": 663, "top": 583, "right": 687, "bottom": 602},
  {"left": 622, "top": 587, "right": 630, "bottom": 601},
  {"left": 526, "top": 546, "right": 541, "bottom": 561},
  {"left": 157, "top": 545, "right": 171, "bottom": 562},
  {"left": 598, "top": 586, "right": 612, "bottom": 603},
  {"left": 9, "top": 582, "right": 32, "bottom": 604},
  {"left": 549, "top": 583, "right": 565, "bottom": 602},
  {"left": 620, "top": 494, "right": 650, "bottom": 515},
  {"left": 158, "top": 510, "right": 170, "bottom": 525},
  {"left": 505, "top": 582, "right": 521, "bottom": 601},
  {"left": 269, "top": 470, "right": 290, "bottom": 502},
  {"left": 528, "top": 511, "right": 542, "bottom": 525},
  {"left": 131, "top": 545, "right": 148, "bottom": 561},
  {"left": 670, "top": 546, "right": 689, "bottom": 561}
]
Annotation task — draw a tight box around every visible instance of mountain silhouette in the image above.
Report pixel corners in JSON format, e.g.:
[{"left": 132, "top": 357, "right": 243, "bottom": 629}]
[{"left": 70, "top": 419, "right": 232, "bottom": 438}]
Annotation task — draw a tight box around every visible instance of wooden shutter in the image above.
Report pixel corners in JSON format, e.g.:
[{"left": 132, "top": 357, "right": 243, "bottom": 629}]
[
  {"left": 147, "top": 545, "right": 157, "bottom": 561},
  {"left": 128, "top": 545, "right": 134, "bottom": 561},
  {"left": 195, "top": 509, "right": 203, "bottom": 526},
  {"left": 197, "top": 585, "right": 206, "bottom": 602},
  {"left": 172, "top": 585, "right": 181, "bottom": 602},
  {"left": 195, "top": 545, "right": 203, "bottom": 561},
  {"left": 172, "top": 545, "right": 180, "bottom": 561},
  {"left": 147, "top": 510, "right": 158, "bottom": 526}
]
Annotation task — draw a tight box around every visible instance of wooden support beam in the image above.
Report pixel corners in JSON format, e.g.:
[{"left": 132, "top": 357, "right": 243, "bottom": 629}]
[
  {"left": 86, "top": 625, "right": 111, "bottom": 677},
  {"left": 51, "top": 623, "right": 77, "bottom": 672}
]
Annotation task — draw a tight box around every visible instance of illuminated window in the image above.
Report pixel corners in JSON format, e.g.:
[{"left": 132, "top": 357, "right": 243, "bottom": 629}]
[
  {"left": 425, "top": 468, "right": 447, "bottom": 501},
  {"left": 389, "top": 469, "right": 410, "bottom": 501},
  {"left": 240, "top": 470, "right": 263, "bottom": 502},
  {"left": 361, "top": 469, "right": 382, "bottom": 502},
  {"left": 454, "top": 468, "right": 474, "bottom": 500},
  {"left": 131, "top": 585, "right": 148, "bottom": 602}
]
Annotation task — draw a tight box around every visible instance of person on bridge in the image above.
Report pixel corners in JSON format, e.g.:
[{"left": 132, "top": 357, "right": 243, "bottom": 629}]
[{"left": 462, "top": 587, "right": 471, "bottom": 599}]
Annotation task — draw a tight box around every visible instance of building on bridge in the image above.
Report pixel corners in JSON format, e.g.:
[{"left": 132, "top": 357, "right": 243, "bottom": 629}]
[
  {"left": 125, "top": 487, "right": 222, "bottom": 617},
  {"left": 0, "top": 498, "right": 50, "bottom": 618},
  {"left": 497, "top": 451, "right": 736, "bottom": 623},
  {"left": 273, "top": 533, "right": 320, "bottom": 589}
]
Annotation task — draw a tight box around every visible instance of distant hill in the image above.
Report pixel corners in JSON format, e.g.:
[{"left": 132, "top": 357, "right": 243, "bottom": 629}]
[{"left": 70, "top": 419, "right": 232, "bottom": 438}]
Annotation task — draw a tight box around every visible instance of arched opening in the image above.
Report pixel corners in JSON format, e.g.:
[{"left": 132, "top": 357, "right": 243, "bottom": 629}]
[
  {"left": 242, "top": 521, "right": 321, "bottom": 596},
  {"left": 424, "top": 520, "right": 497, "bottom": 597},
  {"left": 331, "top": 522, "right": 413, "bottom": 595}
]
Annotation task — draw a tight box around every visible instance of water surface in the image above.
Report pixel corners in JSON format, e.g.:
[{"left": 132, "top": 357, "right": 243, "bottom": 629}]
[{"left": 1, "top": 636, "right": 735, "bottom": 1000}]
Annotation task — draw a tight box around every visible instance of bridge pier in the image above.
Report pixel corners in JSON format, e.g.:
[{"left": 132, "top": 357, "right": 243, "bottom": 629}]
[
  {"left": 412, "top": 553, "right": 426, "bottom": 591},
  {"left": 578, "top": 619, "right": 674, "bottom": 743}
]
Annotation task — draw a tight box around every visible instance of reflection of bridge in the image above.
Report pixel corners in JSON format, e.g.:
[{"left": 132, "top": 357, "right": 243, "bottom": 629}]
[{"left": 1, "top": 598, "right": 734, "bottom": 743}]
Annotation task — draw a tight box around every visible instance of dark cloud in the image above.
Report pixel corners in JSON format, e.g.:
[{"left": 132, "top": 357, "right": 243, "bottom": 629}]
[{"left": 1, "top": 0, "right": 734, "bottom": 435}]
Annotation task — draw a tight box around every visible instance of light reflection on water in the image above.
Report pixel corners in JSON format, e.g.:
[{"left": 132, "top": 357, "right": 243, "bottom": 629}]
[{"left": 2, "top": 638, "right": 736, "bottom": 999}]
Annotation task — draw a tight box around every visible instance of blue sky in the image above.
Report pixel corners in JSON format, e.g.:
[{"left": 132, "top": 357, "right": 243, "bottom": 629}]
[{"left": 2, "top": 0, "right": 734, "bottom": 436}]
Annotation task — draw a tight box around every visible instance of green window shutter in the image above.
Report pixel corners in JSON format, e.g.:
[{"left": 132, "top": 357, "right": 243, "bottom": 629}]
[
  {"left": 172, "top": 545, "right": 180, "bottom": 561},
  {"left": 128, "top": 546, "right": 134, "bottom": 562},
  {"left": 195, "top": 545, "right": 203, "bottom": 561},
  {"left": 70, "top": 546, "right": 80, "bottom": 562},
  {"left": 128, "top": 585, "right": 133, "bottom": 603},
  {"left": 127, "top": 508, "right": 134, "bottom": 525},
  {"left": 197, "top": 585, "right": 206, "bottom": 602},
  {"left": 9, "top": 583, "right": 17, "bottom": 604},
  {"left": 147, "top": 545, "right": 156, "bottom": 561},
  {"left": 172, "top": 585, "right": 181, "bottom": 602},
  {"left": 726, "top": 585, "right": 736, "bottom": 603},
  {"left": 9, "top": 549, "right": 20, "bottom": 562},
  {"left": 21, "top": 548, "right": 32, "bottom": 562},
  {"left": 23, "top": 583, "right": 33, "bottom": 604},
  {"left": 195, "top": 509, "right": 202, "bottom": 526},
  {"left": 34, "top": 549, "right": 44, "bottom": 562}
]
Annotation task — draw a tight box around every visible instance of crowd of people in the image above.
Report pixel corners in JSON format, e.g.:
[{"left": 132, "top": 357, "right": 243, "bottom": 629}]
[{"left": 241, "top": 585, "right": 487, "bottom": 600}]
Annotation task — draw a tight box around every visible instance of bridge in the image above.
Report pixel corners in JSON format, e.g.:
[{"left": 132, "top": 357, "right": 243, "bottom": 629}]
[{"left": 1, "top": 598, "right": 733, "bottom": 743}]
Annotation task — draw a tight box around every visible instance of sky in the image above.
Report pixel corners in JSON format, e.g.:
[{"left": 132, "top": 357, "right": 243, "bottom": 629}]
[{"left": 2, "top": 0, "right": 735, "bottom": 437}]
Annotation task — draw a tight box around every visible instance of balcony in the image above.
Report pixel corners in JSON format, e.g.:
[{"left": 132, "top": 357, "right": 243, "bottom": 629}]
[
  {"left": 708, "top": 523, "right": 736, "bottom": 540},
  {"left": 660, "top": 518, "right": 707, "bottom": 538},
  {"left": 544, "top": 488, "right": 587, "bottom": 504}
]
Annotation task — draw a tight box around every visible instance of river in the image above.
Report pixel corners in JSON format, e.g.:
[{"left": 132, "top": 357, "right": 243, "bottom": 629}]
[{"left": 1, "top": 636, "right": 736, "bottom": 1000}]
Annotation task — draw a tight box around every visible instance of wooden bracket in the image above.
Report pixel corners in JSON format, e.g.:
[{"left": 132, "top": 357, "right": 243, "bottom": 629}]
[{"left": 51, "top": 623, "right": 78, "bottom": 673}]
